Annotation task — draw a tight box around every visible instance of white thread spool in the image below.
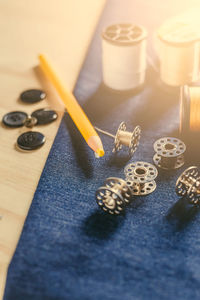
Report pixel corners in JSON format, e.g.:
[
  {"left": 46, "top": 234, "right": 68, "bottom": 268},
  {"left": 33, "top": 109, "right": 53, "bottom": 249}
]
[
  {"left": 155, "top": 21, "right": 200, "bottom": 86},
  {"left": 102, "top": 23, "right": 147, "bottom": 91}
]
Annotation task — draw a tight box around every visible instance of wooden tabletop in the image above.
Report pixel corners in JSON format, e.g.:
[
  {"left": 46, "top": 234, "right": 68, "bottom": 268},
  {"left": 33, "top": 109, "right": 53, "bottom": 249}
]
[{"left": 0, "top": 0, "right": 105, "bottom": 298}]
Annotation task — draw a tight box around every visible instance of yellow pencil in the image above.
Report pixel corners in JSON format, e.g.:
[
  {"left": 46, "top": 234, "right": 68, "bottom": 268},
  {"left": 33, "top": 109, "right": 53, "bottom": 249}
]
[{"left": 39, "top": 54, "right": 104, "bottom": 157}]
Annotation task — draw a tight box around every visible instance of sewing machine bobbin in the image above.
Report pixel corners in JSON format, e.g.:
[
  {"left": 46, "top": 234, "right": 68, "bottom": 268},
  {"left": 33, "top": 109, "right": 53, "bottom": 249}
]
[
  {"left": 95, "top": 122, "right": 141, "bottom": 156},
  {"left": 176, "top": 166, "right": 200, "bottom": 206},
  {"left": 96, "top": 177, "right": 132, "bottom": 214},
  {"left": 124, "top": 161, "right": 158, "bottom": 195},
  {"left": 153, "top": 137, "right": 186, "bottom": 170}
]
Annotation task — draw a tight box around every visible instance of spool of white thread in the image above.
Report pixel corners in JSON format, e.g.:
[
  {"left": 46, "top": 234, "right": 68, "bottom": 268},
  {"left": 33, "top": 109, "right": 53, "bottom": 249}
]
[
  {"left": 156, "top": 21, "right": 200, "bottom": 86},
  {"left": 102, "top": 23, "right": 147, "bottom": 91}
]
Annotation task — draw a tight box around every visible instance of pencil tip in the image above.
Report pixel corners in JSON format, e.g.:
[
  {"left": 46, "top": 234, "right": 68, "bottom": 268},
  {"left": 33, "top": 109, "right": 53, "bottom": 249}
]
[{"left": 96, "top": 148, "right": 105, "bottom": 157}]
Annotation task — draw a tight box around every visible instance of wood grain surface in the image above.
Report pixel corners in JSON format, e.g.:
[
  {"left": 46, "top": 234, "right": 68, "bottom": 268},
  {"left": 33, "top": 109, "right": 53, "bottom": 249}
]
[{"left": 0, "top": 0, "right": 105, "bottom": 298}]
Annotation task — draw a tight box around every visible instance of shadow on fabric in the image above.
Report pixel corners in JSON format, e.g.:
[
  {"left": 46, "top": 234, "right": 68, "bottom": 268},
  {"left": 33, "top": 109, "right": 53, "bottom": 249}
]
[
  {"left": 62, "top": 113, "right": 94, "bottom": 179},
  {"left": 82, "top": 82, "right": 144, "bottom": 124},
  {"left": 82, "top": 210, "right": 125, "bottom": 240},
  {"left": 166, "top": 196, "right": 199, "bottom": 231}
]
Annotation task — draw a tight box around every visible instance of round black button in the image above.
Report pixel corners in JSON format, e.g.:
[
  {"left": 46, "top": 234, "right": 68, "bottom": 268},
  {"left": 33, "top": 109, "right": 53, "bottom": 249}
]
[
  {"left": 31, "top": 108, "right": 58, "bottom": 125},
  {"left": 2, "top": 111, "right": 28, "bottom": 128},
  {"left": 17, "top": 131, "right": 46, "bottom": 150},
  {"left": 20, "top": 89, "right": 46, "bottom": 103}
]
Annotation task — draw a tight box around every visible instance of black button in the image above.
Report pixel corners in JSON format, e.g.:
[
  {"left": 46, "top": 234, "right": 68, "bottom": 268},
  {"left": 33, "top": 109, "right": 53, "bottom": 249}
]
[
  {"left": 17, "top": 131, "right": 46, "bottom": 150},
  {"left": 20, "top": 89, "right": 46, "bottom": 103},
  {"left": 2, "top": 111, "right": 28, "bottom": 127},
  {"left": 31, "top": 108, "right": 58, "bottom": 125}
]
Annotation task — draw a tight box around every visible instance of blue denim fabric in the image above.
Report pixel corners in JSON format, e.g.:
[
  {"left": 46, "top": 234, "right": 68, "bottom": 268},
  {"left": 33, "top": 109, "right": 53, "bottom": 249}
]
[{"left": 4, "top": 0, "right": 200, "bottom": 299}]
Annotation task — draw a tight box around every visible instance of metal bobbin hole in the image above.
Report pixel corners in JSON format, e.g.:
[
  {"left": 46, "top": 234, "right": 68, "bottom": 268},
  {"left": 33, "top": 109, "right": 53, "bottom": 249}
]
[
  {"left": 176, "top": 166, "right": 200, "bottom": 206},
  {"left": 153, "top": 137, "right": 186, "bottom": 170},
  {"left": 124, "top": 161, "right": 158, "bottom": 195},
  {"left": 96, "top": 177, "right": 132, "bottom": 215}
]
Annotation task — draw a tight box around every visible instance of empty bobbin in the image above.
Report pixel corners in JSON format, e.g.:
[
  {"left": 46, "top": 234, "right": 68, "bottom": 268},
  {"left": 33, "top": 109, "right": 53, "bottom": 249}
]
[
  {"left": 176, "top": 166, "right": 200, "bottom": 206},
  {"left": 95, "top": 122, "right": 141, "bottom": 156},
  {"left": 124, "top": 161, "right": 158, "bottom": 195},
  {"left": 153, "top": 137, "right": 186, "bottom": 170},
  {"left": 96, "top": 177, "right": 132, "bottom": 214}
]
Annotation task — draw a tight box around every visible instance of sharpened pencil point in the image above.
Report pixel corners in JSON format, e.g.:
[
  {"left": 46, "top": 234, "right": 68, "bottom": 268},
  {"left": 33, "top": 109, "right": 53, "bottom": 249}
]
[
  {"left": 39, "top": 54, "right": 105, "bottom": 156},
  {"left": 96, "top": 148, "right": 104, "bottom": 157}
]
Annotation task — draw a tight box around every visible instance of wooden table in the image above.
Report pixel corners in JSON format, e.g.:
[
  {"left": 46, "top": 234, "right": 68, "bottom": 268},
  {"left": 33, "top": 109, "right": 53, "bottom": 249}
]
[{"left": 0, "top": 0, "right": 105, "bottom": 298}]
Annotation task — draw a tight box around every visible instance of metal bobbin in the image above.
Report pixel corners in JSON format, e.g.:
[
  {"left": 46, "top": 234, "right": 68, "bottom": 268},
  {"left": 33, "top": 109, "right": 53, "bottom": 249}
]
[
  {"left": 96, "top": 177, "right": 132, "bottom": 214},
  {"left": 95, "top": 122, "right": 141, "bottom": 156},
  {"left": 124, "top": 161, "right": 158, "bottom": 195},
  {"left": 153, "top": 137, "right": 186, "bottom": 170},
  {"left": 176, "top": 166, "right": 200, "bottom": 206}
]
